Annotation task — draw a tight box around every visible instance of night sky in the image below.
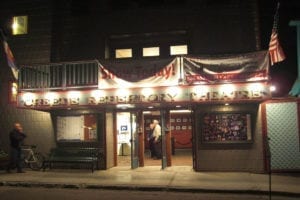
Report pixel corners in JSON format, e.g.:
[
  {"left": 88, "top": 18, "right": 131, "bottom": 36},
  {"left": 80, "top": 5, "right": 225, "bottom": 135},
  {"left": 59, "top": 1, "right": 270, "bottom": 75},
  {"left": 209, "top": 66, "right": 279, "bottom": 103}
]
[{"left": 259, "top": 0, "right": 300, "bottom": 97}]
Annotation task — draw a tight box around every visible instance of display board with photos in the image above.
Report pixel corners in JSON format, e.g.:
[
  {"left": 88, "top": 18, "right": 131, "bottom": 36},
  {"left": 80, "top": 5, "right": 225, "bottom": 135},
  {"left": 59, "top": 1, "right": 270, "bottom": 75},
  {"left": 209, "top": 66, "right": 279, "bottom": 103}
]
[
  {"left": 170, "top": 115, "right": 192, "bottom": 132},
  {"left": 202, "top": 113, "right": 252, "bottom": 143},
  {"left": 144, "top": 114, "right": 192, "bottom": 148}
]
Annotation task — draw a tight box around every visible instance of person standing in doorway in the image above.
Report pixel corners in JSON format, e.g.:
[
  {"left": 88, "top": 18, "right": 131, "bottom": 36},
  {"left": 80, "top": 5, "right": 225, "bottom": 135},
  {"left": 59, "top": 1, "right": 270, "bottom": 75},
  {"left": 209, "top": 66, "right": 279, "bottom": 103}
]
[
  {"left": 152, "top": 119, "right": 162, "bottom": 159},
  {"left": 148, "top": 123, "right": 156, "bottom": 158},
  {"left": 7, "top": 122, "right": 27, "bottom": 173}
]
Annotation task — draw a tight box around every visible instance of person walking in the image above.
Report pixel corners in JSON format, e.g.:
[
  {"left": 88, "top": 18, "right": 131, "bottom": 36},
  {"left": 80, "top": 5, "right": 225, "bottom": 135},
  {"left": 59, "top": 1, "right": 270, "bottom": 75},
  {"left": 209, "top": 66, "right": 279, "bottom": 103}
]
[{"left": 7, "top": 122, "right": 27, "bottom": 173}]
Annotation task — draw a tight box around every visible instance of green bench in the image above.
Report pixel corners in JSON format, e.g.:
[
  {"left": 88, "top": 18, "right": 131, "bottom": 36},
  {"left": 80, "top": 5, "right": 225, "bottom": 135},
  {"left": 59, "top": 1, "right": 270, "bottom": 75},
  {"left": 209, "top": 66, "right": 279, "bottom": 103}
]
[
  {"left": 0, "top": 149, "right": 9, "bottom": 170},
  {"left": 43, "top": 147, "right": 102, "bottom": 172}
]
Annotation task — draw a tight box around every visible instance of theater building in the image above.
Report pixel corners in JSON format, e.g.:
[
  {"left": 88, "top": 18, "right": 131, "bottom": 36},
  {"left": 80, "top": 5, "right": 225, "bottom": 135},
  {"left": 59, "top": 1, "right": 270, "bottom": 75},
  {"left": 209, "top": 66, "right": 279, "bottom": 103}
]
[{"left": 0, "top": 0, "right": 299, "bottom": 172}]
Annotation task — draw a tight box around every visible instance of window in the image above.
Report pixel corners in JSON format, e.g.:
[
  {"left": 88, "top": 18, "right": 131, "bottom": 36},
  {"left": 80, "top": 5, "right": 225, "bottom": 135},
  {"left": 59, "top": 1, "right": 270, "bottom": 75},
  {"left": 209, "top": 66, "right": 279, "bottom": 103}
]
[
  {"left": 56, "top": 115, "right": 98, "bottom": 142},
  {"left": 109, "top": 31, "right": 187, "bottom": 59},
  {"left": 170, "top": 45, "right": 188, "bottom": 55},
  {"left": 143, "top": 47, "right": 160, "bottom": 57},
  {"left": 115, "top": 48, "right": 132, "bottom": 58},
  {"left": 12, "top": 16, "right": 28, "bottom": 35}
]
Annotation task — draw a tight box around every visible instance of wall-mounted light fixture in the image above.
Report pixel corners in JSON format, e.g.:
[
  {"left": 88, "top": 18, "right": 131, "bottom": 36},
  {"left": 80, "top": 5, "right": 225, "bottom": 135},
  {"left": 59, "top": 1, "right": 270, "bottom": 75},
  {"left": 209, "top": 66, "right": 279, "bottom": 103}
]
[{"left": 270, "top": 85, "right": 276, "bottom": 92}]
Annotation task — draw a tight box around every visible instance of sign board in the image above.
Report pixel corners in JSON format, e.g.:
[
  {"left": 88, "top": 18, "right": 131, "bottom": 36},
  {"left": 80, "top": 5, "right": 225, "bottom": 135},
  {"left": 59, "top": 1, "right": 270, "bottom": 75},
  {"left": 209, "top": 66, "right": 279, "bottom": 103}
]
[{"left": 17, "top": 82, "right": 271, "bottom": 109}]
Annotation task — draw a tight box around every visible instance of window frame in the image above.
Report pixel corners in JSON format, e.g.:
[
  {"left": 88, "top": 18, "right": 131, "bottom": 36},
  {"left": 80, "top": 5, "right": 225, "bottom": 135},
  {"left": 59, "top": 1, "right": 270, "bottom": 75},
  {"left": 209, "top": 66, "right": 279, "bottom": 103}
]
[
  {"left": 142, "top": 46, "right": 160, "bottom": 57},
  {"left": 170, "top": 44, "right": 188, "bottom": 56},
  {"left": 115, "top": 48, "right": 133, "bottom": 59},
  {"left": 12, "top": 15, "right": 28, "bottom": 35}
]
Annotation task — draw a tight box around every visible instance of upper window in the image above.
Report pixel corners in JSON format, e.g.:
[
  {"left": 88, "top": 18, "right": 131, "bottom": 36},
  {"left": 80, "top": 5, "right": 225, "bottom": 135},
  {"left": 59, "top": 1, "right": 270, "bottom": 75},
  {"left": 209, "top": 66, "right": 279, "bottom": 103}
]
[
  {"left": 170, "top": 45, "right": 188, "bottom": 55},
  {"left": 115, "top": 48, "right": 132, "bottom": 58},
  {"left": 143, "top": 47, "right": 160, "bottom": 57},
  {"left": 12, "top": 16, "right": 28, "bottom": 35},
  {"left": 108, "top": 31, "right": 188, "bottom": 59}
]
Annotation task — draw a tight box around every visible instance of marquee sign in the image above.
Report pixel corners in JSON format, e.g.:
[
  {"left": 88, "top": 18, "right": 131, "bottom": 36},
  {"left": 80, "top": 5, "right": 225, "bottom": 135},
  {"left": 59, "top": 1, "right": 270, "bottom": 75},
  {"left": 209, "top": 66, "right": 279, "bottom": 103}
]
[{"left": 17, "top": 83, "right": 271, "bottom": 109}]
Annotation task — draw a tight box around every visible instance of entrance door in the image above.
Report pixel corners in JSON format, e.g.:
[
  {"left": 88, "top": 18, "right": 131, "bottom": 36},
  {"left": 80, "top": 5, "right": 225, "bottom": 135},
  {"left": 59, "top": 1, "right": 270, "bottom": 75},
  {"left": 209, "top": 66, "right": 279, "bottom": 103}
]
[
  {"left": 116, "top": 111, "right": 140, "bottom": 168},
  {"left": 130, "top": 111, "right": 139, "bottom": 169}
]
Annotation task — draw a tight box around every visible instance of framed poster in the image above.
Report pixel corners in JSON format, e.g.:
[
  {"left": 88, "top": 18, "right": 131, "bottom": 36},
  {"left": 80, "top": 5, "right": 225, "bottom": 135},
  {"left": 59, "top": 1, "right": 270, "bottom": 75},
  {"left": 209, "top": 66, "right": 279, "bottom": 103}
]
[{"left": 201, "top": 113, "right": 252, "bottom": 143}]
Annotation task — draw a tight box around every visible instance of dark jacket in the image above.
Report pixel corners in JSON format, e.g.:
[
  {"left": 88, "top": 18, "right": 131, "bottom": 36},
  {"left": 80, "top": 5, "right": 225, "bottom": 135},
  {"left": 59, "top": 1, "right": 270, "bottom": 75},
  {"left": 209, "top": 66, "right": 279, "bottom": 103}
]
[{"left": 9, "top": 129, "right": 26, "bottom": 149}]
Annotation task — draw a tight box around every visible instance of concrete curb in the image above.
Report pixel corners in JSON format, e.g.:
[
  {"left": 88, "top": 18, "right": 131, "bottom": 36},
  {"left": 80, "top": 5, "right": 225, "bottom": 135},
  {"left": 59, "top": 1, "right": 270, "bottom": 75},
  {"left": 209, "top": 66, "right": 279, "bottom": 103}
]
[{"left": 1, "top": 181, "right": 300, "bottom": 198}]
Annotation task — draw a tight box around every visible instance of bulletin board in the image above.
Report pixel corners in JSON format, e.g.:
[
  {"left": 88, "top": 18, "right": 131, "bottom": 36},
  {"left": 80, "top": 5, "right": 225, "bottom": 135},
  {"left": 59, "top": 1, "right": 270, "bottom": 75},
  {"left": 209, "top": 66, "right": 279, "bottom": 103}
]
[
  {"left": 57, "top": 116, "right": 84, "bottom": 141},
  {"left": 202, "top": 113, "right": 252, "bottom": 143}
]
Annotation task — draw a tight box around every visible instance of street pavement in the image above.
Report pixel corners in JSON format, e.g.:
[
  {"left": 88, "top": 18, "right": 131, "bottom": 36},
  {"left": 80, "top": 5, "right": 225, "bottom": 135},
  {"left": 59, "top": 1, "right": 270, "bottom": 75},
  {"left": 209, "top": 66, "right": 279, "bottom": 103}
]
[{"left": 0, "top": 166, "right": 299, "bottom": 197}]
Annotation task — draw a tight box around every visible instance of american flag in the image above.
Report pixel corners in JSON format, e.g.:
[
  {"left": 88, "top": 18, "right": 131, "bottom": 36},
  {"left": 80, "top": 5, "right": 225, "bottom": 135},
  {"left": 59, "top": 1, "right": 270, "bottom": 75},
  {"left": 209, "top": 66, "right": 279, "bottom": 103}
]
[
  {"left": 268, "top": 2, "right": 286, "bottom": 66},
  {"left": 269, "top": 30, "right": 285, "bottom": 65},
  {"left": 3, "top": 40, "right": 19, "bottom": 80}
]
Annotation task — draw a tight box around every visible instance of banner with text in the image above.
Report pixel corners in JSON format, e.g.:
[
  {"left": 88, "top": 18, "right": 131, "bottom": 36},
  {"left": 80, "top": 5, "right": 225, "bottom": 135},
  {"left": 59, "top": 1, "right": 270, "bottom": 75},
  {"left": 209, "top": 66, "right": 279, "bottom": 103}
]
[
  {"left": 98, "top": 57, "right": 180, "bottom": 89},
  {"left": 184, "top": 51, "right": 269, "bottom": 84}
]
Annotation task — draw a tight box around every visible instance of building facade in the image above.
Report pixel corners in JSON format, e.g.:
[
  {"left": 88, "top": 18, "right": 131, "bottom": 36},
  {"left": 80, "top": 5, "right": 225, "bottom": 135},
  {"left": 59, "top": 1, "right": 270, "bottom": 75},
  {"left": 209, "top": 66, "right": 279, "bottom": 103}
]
[{"left": 0, "top": 0, "right": 299, "bottom": 172}]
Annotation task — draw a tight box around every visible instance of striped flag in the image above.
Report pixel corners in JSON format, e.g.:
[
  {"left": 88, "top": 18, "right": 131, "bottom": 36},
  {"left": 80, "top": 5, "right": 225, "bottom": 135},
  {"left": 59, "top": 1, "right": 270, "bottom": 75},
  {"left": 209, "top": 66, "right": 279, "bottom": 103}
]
[
  {"left": 3, "top": 40, "right": 19, "bottom": 80},
  {"left": 268, "top": 2, "right": 286, "bottom": 66},
  {"left": 269, "top": 31, "right": 285, "bottom": 65}
]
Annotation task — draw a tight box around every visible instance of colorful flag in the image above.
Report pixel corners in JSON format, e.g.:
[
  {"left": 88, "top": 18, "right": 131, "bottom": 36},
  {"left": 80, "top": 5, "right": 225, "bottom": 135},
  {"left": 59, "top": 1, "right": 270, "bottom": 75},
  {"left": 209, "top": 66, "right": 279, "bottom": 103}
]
[
  {"left": 3, "top": 40, "right": 19, "bottom": 80},
  {"left": 268, "top": 2, "right": 286, "bottom": 66}
]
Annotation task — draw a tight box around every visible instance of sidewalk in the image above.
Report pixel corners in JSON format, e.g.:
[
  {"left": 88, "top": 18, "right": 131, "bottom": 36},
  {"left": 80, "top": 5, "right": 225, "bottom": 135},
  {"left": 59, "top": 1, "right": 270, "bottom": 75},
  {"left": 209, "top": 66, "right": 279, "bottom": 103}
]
[{"left": 0, "top": 166, "right": 300, "bottom": 197}]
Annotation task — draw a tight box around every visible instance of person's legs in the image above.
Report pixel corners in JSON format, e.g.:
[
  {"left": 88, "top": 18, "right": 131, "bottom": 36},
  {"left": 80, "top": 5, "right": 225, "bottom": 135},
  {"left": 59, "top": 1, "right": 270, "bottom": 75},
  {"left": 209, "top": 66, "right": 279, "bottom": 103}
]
[
  {"left": 16, "top": 149, "right": 24, "bottom": 172},
  {"left": 154, "top": 141, "right": 162, "bottom": 159},
  {"left": 149, "top": 138, "right": 156, "bottom": 158},
  {"left": 7, "top": 148, "right": 18, "bottom": 172}
]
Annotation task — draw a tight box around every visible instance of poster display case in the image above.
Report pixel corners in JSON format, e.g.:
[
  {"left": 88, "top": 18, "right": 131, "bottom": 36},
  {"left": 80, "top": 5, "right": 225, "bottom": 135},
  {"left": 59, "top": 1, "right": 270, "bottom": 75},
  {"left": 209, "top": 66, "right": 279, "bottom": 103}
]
[{"left": 201, "top": 112, "right": 252, "bottom": 143}]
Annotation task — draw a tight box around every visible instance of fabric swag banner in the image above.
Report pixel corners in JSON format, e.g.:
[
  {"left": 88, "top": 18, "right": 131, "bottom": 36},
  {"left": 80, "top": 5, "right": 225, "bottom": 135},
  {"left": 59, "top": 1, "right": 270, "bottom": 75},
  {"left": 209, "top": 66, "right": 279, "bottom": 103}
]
[
  {"left": 183, "top": 51, "right": 269, "bottom": 84},
  {"left": 98, "top": 57, "right": 181, "bottom": 89}
]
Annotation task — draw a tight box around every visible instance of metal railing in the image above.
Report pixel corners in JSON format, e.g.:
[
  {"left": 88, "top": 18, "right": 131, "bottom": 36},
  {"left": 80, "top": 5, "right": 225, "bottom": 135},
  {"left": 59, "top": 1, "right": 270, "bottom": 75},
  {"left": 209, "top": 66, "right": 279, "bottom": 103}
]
[{"left": 19, "top": 60, "right": 99, "bottom": 91}]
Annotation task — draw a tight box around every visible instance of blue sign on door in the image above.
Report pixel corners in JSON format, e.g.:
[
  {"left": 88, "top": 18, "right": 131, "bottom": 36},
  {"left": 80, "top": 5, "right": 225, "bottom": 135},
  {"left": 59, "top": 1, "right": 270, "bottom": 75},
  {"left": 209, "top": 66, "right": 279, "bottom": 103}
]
[{"left": 121, "top": 125, "right": 128, "bottom": 131}]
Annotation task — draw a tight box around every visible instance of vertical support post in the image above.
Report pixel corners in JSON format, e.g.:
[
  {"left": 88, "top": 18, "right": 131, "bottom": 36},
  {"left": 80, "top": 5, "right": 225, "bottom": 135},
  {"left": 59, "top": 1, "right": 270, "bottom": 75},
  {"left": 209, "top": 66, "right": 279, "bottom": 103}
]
[
  {"left": 265, "top": 136, "right": 272, "bottom": 200},
  {"left": 165, "top": 110, "right": 172, "bottom": 167},
  {"left": 138, "top": 110, "right": 144, "bottom": 167},
  {"left": 62, "top": 63, "right": 66, "bottom": 89}
]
